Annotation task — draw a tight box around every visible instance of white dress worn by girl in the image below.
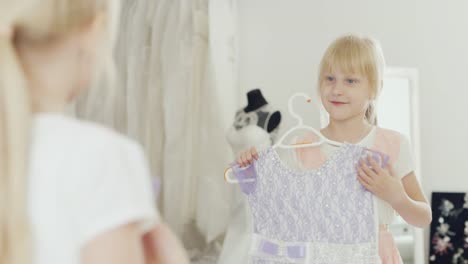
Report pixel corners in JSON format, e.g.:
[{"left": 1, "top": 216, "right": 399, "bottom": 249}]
[{"left": 29, "top": 113, "right": 159, "bottom": 264}]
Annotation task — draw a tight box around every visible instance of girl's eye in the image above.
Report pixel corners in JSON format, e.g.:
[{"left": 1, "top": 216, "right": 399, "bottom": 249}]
[
  {"left": 326, "top": 76, "right": 335, "bottom": 82},
  {"left": 346, "top": 79, "right": 358, "bottom": 84}
]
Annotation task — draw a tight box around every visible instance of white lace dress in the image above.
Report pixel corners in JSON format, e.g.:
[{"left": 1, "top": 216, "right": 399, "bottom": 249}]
[{"left": 230, "top": 144, "right": 385, "bottom": 264}]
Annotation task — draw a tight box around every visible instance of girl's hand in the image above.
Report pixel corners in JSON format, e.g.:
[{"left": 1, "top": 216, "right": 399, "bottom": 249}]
[
  {"left": 237, "top": 147, "right": 259, "bottom": 167},
  {"left": 356, "top": 155, "right": 407, "bottom": 207}
]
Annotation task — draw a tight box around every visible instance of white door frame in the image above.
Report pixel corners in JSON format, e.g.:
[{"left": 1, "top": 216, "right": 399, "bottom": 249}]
[{"left": 385, "top": 68, "right": 424, "bottom": 264}]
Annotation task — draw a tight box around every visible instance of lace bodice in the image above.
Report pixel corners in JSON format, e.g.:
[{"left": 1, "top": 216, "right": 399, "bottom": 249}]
[{"left": 232, "top": 143, "right": 386, "bottom": 264}]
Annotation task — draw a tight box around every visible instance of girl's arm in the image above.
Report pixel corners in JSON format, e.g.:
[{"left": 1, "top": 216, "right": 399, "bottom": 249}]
[
  {"left": 142, "top": 222, "right": 190, "bottom": 264},
  {"left": 357, "top": 157, "right": 432, "bottom": 228},
  {"left": 81, "top": 222, "right": 190, "bottom": 264},
  {"left": 81, "top": 223, "right": 145, "bottom": 264},
  {"left": 392, "top": 172, "right": 432, "bottom": 228}
]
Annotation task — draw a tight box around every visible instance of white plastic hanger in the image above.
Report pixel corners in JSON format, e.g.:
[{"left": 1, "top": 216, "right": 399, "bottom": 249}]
[
  {"left": 272, "top": 93, "right": 343, "bottom": 149},
  {"left": 224, "top": 92, "right": 343, "bottom": 184}
]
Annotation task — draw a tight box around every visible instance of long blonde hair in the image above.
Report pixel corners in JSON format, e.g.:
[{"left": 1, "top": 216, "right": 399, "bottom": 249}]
[
  {"left": 318, "top": 34, "right": 386, "bottom": 125},
  {"left": 0, "top": 1, "right": 119, "bottom": 263}
]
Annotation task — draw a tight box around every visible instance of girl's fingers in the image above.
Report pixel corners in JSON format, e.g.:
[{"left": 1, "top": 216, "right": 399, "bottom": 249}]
[
  {"left": 242, "top": 152, "right": 249, "bottom": 167},
  {"left": 237, "top": 156, "right": 243, "bottom": 166},
  {"left": 357, "top": 175, "right": 373, "bottom": 191},
  {"left": 251, "top": 147, "right": 259, "bottom": 160},
  {"left": 239, "top": 152, "right": 246, "bottom": 167},
  {"left": 367, "top": 155, "right": 384, "bottom": 174},
  {"left": 357, "top": 166, "right": 373, "bottom": 185},
  {"left": 238, "top": 147, "right": 259, "bottom": 167},
  {"left": 360, "top": 159, "right": 377, "bottom": 178},
  {"left": 245, "top": 151, "right": 252, "bottom": 164},
  {"left": 238, "top": 150, "right": 252, "bottom": 167}
]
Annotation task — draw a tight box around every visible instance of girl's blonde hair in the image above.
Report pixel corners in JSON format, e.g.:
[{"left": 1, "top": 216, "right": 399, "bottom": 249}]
[
  {"left": 0, "top": 1, "right": 120, "bottom": 263},
  {"left": 318, "top": 34, "right": 386, "bottom": 125}
]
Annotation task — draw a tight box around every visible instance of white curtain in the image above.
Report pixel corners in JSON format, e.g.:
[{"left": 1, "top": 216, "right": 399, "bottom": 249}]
[
  {"left": 72, "top": 0, "right": 240, "bottom": 248},
  {"left": 193, "top": 0, "right": 240, "bottom": 243}
]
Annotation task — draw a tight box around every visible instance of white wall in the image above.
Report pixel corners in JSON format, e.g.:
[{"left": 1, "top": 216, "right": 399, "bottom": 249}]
[{"left": 237, "top": 0, "right": 468, "bottom": 260}]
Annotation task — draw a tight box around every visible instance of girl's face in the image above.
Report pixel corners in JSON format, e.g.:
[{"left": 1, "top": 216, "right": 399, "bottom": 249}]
[{"left": 319, "top": 68, "right": 373, "bottom": 122}]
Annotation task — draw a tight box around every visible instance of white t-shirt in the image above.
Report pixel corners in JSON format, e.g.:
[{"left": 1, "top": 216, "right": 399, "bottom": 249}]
[
  {"left": 280, "top": 126, "right": 415, "bottom": 224},
  {"left": 28, "top": 113, "right": 159, "bottom": 264}
]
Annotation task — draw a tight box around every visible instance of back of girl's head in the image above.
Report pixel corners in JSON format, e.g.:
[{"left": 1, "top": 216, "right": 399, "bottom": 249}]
[
  {"left": 318, "top": 34, "right": 386, "bottom": 124},
  {"left": 0, "top": 1, "right": 119, "bottom": 263}
]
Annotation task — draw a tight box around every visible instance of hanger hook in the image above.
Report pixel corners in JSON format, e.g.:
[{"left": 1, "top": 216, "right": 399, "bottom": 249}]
[{"left": 288, "top": 92, "right": 312, "bottom": 126}]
